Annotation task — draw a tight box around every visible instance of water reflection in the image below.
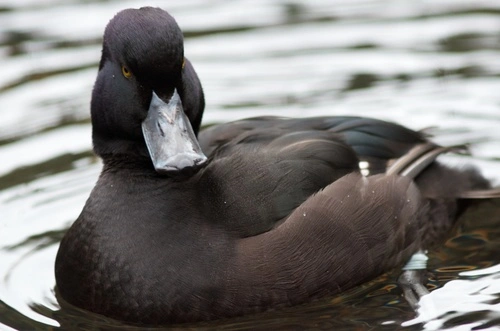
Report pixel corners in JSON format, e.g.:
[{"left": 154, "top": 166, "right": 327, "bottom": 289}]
[
  {"left": 0, "top": 0, "right": 500, "bottom": 330},
  {"left": 404, "top": 264, "right": 500, "bottom": 330}
]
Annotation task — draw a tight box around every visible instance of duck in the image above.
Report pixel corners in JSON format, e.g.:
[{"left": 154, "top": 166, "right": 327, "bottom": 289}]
[{"left": 54, "top": 6, "right": 499, "bottom": 325}]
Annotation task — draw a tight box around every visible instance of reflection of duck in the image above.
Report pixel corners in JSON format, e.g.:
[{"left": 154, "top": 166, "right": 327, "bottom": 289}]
[{"left": 55, "top": 7, "right": 499, "bottom": 325}]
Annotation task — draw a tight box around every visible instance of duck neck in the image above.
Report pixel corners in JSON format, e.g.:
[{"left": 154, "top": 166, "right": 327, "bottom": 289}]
[
  {"left": 92, "top": 128, "right": 153, "bottom": 164},
  {"left": 100, "top": 154, "right": 158, "bottom": 176},
  {"left": 99, "top": 152, "right": 199, "bottom": 182}
]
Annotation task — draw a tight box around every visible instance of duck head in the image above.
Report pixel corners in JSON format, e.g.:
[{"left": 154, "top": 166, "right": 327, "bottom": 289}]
[{"left": 91, "top": 7, "right": 206, "bottom": 174}]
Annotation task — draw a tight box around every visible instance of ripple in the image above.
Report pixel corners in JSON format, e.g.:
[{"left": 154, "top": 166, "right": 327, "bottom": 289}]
[{"left": 403, "top": 265, "right": 500, "bottom": 330}]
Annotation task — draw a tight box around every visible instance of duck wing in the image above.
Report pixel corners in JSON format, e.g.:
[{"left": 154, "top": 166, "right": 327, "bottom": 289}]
[
  {"left": 198, "top": 128, "right": 361, "bottom": 237},
  {"left": 199, "top": 116, "right": 427, "bottom": 174},
  {"left": 231, "top": 171, "right": 425, "bottom": 306}
]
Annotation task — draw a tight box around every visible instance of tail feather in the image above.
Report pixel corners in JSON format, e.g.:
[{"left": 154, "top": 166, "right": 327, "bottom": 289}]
[
  {"left": 458, "top": 188, "right": 500, "bottom": 199},
  {"left": 387, "top": 143, "right": 468, "bottom": 179},
  {"left": 386, "top": 143, "right": 499, "bottom": 200}
]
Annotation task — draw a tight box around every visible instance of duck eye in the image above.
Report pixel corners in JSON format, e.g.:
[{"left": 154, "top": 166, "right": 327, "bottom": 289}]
[{"left": 121, "top": 65, "right": 132, "bottom": 78}]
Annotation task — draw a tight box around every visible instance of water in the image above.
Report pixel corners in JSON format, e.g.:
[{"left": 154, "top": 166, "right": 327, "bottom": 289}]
[{"left": 1, "top": 0, "right": 500, "bottom": 330}]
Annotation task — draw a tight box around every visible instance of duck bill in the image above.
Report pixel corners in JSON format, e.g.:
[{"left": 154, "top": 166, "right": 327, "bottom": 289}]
[{"left": 142, "top": 90, "right": 207, "bottom": 174}]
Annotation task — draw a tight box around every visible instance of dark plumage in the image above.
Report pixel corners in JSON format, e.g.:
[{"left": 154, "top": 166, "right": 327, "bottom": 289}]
[{"left": 55, "top": 7, "right": 497, "bottom": 325}]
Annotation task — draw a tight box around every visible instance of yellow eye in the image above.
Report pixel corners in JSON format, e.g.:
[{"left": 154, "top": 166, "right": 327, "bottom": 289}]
[
  {"left": 121, "top": 65, "right": 132, "bottom": 78},
  {"left": 182, "top": 58, "right": 186, "bottom": 69}
]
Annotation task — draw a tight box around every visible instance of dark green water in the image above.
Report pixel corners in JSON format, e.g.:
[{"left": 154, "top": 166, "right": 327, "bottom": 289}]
[{"left": 1, "top": 1, "right": 499, "bottom": 330}]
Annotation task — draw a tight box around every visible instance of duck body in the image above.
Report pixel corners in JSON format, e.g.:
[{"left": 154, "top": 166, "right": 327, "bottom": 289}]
[
  {"left": 55, "top": 7, "right": 494, "bottom": 325},
  {"left": 56, "top": 115, "right": 488, "bottom": 324},
  {"left": 57, "top": 117, "right": 427, "bottom": 324}
]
